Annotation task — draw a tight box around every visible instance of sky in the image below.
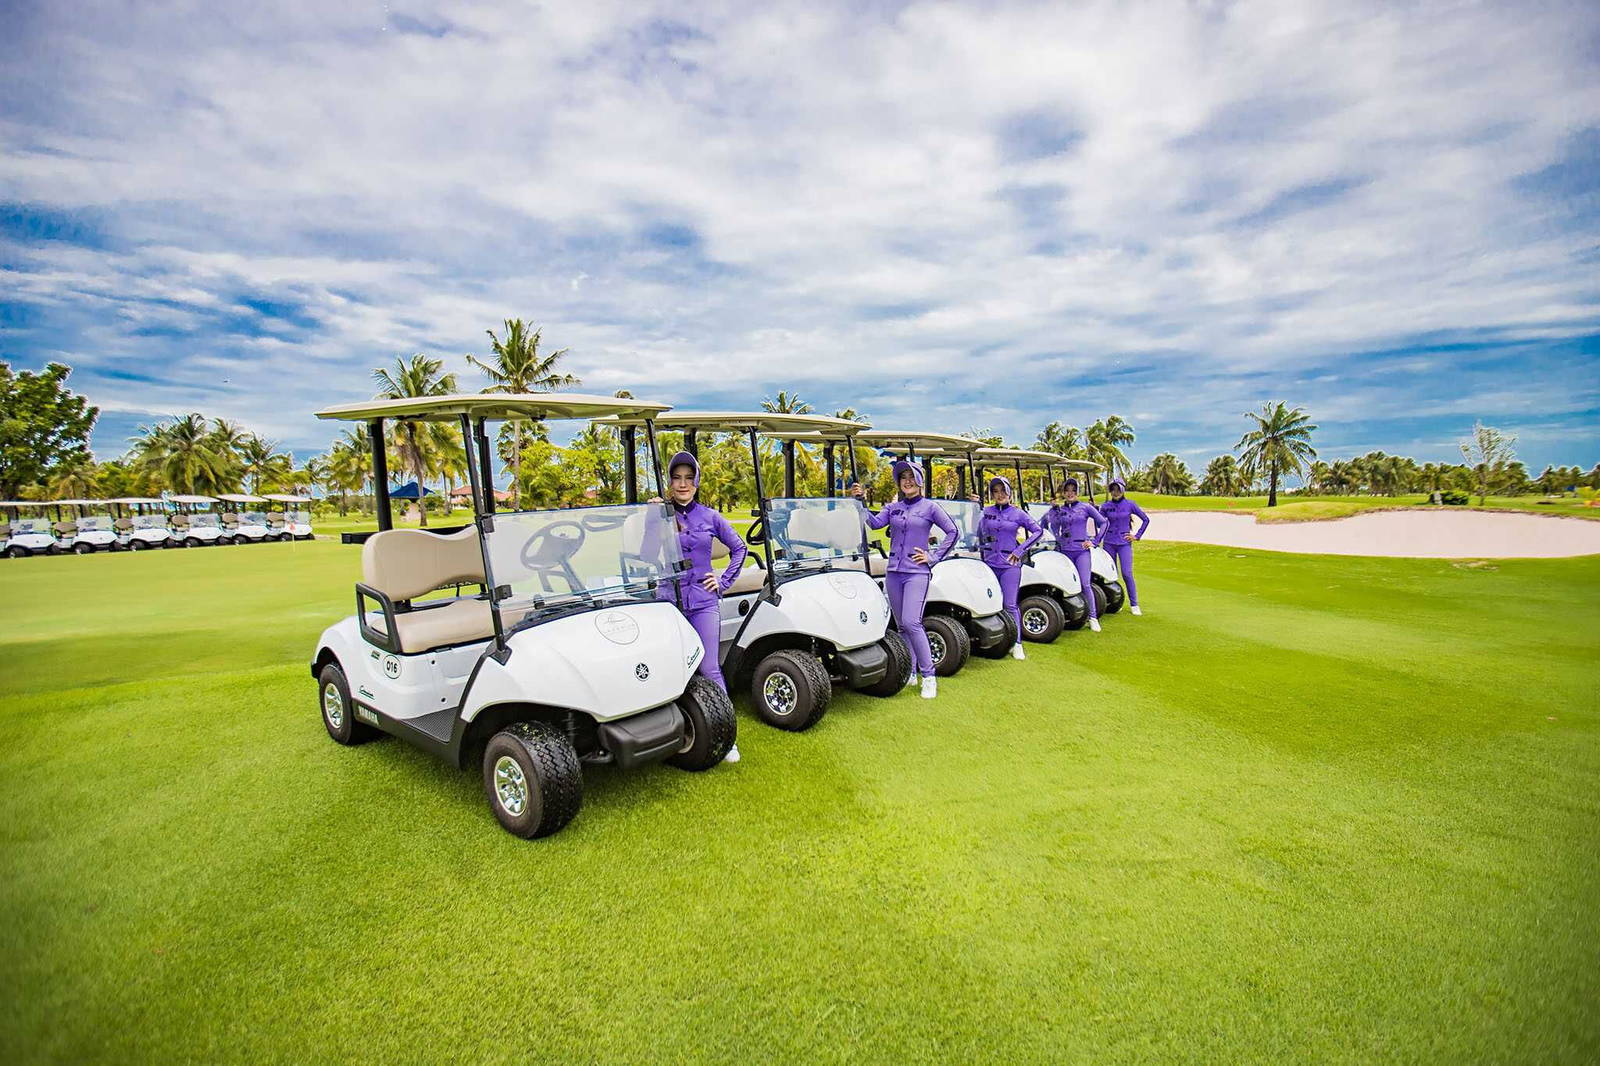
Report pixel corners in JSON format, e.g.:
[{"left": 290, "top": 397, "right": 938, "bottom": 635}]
[{"left": 2, "top": 0, "right": 1598, "bottom": 475}]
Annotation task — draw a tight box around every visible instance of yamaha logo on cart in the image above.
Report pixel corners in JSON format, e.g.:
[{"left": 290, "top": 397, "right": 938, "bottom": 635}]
[
  {"left": 986, "top": 587, "right": 995, "bottom": 598},
  {"left": 635, "top": 663, "right": 650, "bottom": 681},
  {"left": 858, "top": 610, "right": 869, "bottom": 625}
]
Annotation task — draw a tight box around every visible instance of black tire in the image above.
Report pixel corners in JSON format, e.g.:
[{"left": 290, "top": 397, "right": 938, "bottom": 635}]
[
  {"left": 185, "top": 538, "right": 201, "bottom": 548},
  {"left": 668, "top": 675, "right": 737, "bottom": 770},
  {"left": 6, "top": 546, "right": 28, "bottom": 559},
  {"left": 924, "top": 613, "right": 970, "bottom": 677},
  {"left": 860, "top": 631, "right": 913, "bottom": 697},
  {"left": 482, "top": 722, "right": 582, "bottom": 839},
  {"left": 279, "top": 532, "right": 293, "bottom": 542},
  {"left": 129, "top": 539, "right": 147, "bottom": 551},
  {"left": 749, "top": 649, "right": 830, "bottom": 731},
  {"left": 74, "top": 542, "right": 93, "bottom": 555},
  {"left": 1091, "top": 581, "right": 1108, "bottom": 618},
  {"left": 1019, "top": 594, "right": 1066, "bottom": 643},
  {"left": 318, "top": 662, "right": 379, "bottom": 746},
  {"left": 1102, "top": 580, "right": 1125, "bottom": 613},
  {"left": 975, "top": 611, "right": 1019, "bottom": 659}
]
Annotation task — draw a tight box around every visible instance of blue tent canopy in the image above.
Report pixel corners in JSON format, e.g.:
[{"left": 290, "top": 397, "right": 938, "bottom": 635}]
[{"left": 388, "top": 481, "right": 433, "bottom": 499}]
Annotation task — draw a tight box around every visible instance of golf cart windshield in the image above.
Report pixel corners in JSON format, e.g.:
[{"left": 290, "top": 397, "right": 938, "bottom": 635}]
[
  {"left": 483, "top": 503, "right": 684, "bottom": 614},
  {"left": 241, "top": 512, "right": 265, "bottom": 524},
  {"left": 765, "top": 497, "right": 869, "bottom": 576},
  {"left": 931, "top": 499, "right": 982, "bottom": 553},
  {"left": 14, "top": 519, "right": 45, "bottom": 534},
  {"left": 1026, "top": 503, "right": 1057, "bottom": 544},
  {"left": 190, "top": 514, "right": 219, "bottom": 528},
  {"left": 288, "top": 510, "right": 310, "bottom": 524},
  {"left": 78, "top": 516, "right": 110, "bottom": 531},
  {"left": 133, "top": 514, "right": 166, "bottom": 529}
]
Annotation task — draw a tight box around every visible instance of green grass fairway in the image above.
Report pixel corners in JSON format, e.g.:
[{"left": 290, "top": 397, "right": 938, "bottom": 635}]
[
  {"left": 1127, "top": 491, "right": 1600, "bottom": 520},
  {"left": 2, "top": 540, "right": 1597, "bottom": 1064}
]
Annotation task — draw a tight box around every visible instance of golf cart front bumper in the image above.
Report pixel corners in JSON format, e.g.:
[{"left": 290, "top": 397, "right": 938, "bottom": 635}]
[
  {"left": 1063, "top": 592, "right": 1088, "bottom": 625},
  {"left": 968, "top": 613, "right": 1008, "bottom": 650},
  {"left": 596, "top": 703, "right": 687, "bottom": 769},
  {"left": 833, "top": 642, "right": 889, "bottom": 689}
]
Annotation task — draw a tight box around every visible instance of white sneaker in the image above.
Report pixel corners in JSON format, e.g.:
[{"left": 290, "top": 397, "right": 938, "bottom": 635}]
[
  {"left": 1010, "top": 642, "right": 1026, "bottom": 660},
  {"left": 920, "top": 676, "right": 938, "bottom": 699},
  {"left": 1088, "top": 618, "right": 1101, "bottom": 633},
  {"left": 723, "top": 744, "right": 741, "bottom": 764},
  {"left": 1130, "top": 605, "right": 1142, "bottom": 616},
  {"left": 905, "top": 670, "right": 919, "bottom": 690}
]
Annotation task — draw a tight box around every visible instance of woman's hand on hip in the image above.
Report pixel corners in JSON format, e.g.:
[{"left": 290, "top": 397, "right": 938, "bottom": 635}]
[
  {"left": 700, "top": 574, "right": 720, "bottom": 593},
  {"left": 911, "top": 547, "right": 931, "bottom": 565}
]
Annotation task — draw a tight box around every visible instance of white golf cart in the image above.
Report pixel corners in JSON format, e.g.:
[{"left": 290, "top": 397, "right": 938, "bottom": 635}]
[
  {"left": 1023, "top": 459, "right": 1127, "bottom": 617},
  {"left": 169, "top": 495, "right": 225, "bottom": 546},
  {"left": 965, "top": 447, "right": 1093, "bottom": 640},
  {"left": 265, "top": 494, "right": 315, "bottom": 540},
  {"left": 110, "top": 498, "right": 175, "bottom": 550},
  {"left": 617, "top": 412, "right": 904, "bottom": 732},
  {"left": 67, "top": 502, "right": 121, "bottom": 554},
  {"left": 217, "top": 495, "right": 272, "bottom": 543},
  {"left": 309, "top": 393, "right": 735, "bottom": 839},
  {"left": 852, "top": 430, "right": 1013, "bottom": 674},
  {"left": 1, "top": 503, "right": 63, "bottom": 558}
]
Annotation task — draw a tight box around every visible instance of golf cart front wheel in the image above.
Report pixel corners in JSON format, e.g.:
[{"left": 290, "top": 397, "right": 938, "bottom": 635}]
[
  {"left": 185, "top": 538, "right": 201, "bottom": 548},
  {"left": 74, "top": 542, "right": 93, "bottom": 555},
  {"left": 860, "top": 631, "right": 913, "bottom": 697},
  {"left": 482, "top": 722, "right": 582, "bottom": 839},
  {"left": 318, "top": 663, "right": 378, "bottom": 746},
  {"left": 668, "top": 675, "right": 737, "bottom": 770},
  {"left": 1090, "top": 582, "right": 1108, "bottom": 619},
  {"left": 5, "top": 546, "right": 27, "bottom": 559},
  {"left": 128, "top": 539, "right": 147, "bottom": 551},
  {"left": 750, "top": 649, "right": 830, "bottom": 731},
  {"left": 1019, "top": 595, "right": 1065, "bottom": 643},
  {"left": 279, "top": 532, "right": 293, "bottom": 542},
  {"left": 924, "top": 615, "right": 969, "bottom": 677}
]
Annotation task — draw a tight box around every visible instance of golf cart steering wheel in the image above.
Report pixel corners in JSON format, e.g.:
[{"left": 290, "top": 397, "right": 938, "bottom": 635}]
[
  {"left": 579, "top": 511, "right": 627, "bottom": 532},
  {"left": 746, "top": 516, "right": 766, "bottom": 544},
  {"left": 518, "top": 520, "right": 586, "bottom": 570}
]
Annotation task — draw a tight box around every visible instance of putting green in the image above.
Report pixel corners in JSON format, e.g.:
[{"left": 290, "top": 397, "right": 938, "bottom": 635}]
[{"left": 1, "top": 540, "right": 1595, "bottom": 1064}]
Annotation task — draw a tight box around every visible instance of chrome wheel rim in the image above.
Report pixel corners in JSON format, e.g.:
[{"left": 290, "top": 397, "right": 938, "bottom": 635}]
[
  {"left": 1023, "top": 607, "right": 1048, "bottom": 636},
  {"left": 494, "top": 756, "right": 528, "bottom": 816},
  {"left": 927, "top": 631, "right": 947, "bottom": 666},
  {"left": 322, "top": 683, "right": 344, "bottom": 729},
  {"left": 762, "top": 672, "right": 797, "bottom": 717}
]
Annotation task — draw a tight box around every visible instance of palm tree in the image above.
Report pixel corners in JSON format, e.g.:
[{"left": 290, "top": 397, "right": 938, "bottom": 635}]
[
  {"left": 1236, "top": 402, "right": 1318, "bottom": 507},
  {"left": 1200, "top": 454, "right": 1245, "bottom": 496},
  {"left": 1084, "top": 415, "right": 1136, "bottom": 493},
  {"left": 132, "top": 413, "right": 238, "bottom": 495},
  {"left": 238, "top": 435, "right": 293, "bottom": 494},
  {"left": 467, "top": 319, "right": 580, "bottom": 509},
  {"left": 323, "top": 433, "right": 370, "bottom": 514},
  {"left": 373, "top": 354, "right": 458, "bottom": 526},
  {"left": 761, "top": 391, "right": 813, "bottom": 415},
  {"left": 1034, "top": 421, "right": 1084, "bottom": 459},
  {"left": 1147, "top": 453, "right": 1192, "bottom": 495},
  {"left": 49, "top": 456, "right": 99, "bottom": 499}
]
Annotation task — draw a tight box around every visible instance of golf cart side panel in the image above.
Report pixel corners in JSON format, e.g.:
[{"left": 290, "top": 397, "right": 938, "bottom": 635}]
[
  {"left": 462, "top": 602, "right": 700, "bottom": 724},
  {"left": 927, "top": 557, "right": 1005, "bottom": 616},
  {"left": 733, "top": 570, "right": 890, "bottom": 653},
  {"left": 1090, "top": 546, "right": 1121, "bottom": 585},
  {"left": 1022, "top": 551, "right": 1082, "bottom": 596}
]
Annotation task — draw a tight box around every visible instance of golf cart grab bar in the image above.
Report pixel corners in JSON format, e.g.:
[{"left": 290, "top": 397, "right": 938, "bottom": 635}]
[{"left": 355, "top": 582, "right": 400, "bottom": 653}]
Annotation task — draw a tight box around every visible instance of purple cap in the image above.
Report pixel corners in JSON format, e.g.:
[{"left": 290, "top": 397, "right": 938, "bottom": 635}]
[
  {"left": 891, "top": 459, "right": 925, "bottom": 489},
  {"left": 988, "top": 475, "right": 1012, "bottom": 497},
  {"left": 667, "top": 451, "right": 699, "bottom": 487},
  {"left": 1108, "top": 476, "right": 1126, "bottom": 491}
]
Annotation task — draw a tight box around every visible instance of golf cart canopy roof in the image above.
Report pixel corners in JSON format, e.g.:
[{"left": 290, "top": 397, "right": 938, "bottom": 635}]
[
  {"left": 316, "top": 393, "right": 672, "bottom": 424},
  {"left": 216, "top": 494, "right": 269, "bottom": 503},
  {"left": 108, "top": 496, "right": 165, "bottom": 504},
  {"left": 974, "top": 448, "right": 1102, "bottom": 471},
  {"left": 168, "top": 494, "right": 218, "bottom": 504},
  {"left": 855, "top": 430, "right": 990, "bottom": 454},
  {"left": 263, "top": 493, "right": 311, "bottom": 503},
  {"left": 605, "top": 411, "right": 868, "bottom": 435},
  {"left": 54, "top": 499, "right": 100, "bottom": 506}
]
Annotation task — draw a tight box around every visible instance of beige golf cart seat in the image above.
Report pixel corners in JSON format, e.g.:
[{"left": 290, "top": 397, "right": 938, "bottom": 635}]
[
  {"left": 114, "top": 517, "right": 134, "bottom": 533},
  {"left": 362, "top": 527, "right": 497, "bottom": 653},
  {"left": 711, "top": 536, "right": 767, "bottom": 594}
]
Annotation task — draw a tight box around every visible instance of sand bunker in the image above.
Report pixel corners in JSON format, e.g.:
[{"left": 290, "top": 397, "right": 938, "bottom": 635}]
[{"left": 1143, "top": 509, "right": 1600, "bottom": 558}]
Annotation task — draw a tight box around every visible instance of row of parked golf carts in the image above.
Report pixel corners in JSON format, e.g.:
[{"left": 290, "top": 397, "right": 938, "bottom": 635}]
[
  {"left": 0, "top": 494, "right": 314, "bottom": 557},
  {"left": 308, "top": 393, "right": 1130, "bottom": 840}
]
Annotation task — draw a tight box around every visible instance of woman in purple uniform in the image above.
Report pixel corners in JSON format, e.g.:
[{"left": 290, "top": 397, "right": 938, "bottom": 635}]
[
  {"left": 849, "top": 460, "right": 957, "bottom": 699},
  {"left": 977, "top": 476, "right": 1044, "bottom": 659},
  {"left": 1096, "top": 477, "right": 1149, "bottom": 616},
  {"left": 1042, "top": 477, "right": 1107, "bottom": 633},
  {"left": 654, "top": 451, "right": 747, "bottom": 761}
]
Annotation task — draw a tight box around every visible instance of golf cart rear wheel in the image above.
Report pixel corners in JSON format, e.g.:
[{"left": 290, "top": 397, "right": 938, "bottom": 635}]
[
  {"left": 5, "top": 546, "right": 27, "bottom": 559},
  {"left": 279, "top": 532, "right": 293, "bottom": 542},
  {"left": 975, "top": 611, "right": 1020, "bottom": 659},
  {"left": 668, "top": 675, "right": 737, "bottom": 771},
  {"left": 74, "top": 542, "right": 93, "bottom": 555},
  {"left": 318, "top": 663, "right": 378, "bottom": 746},
  {"left": 185, "top": 538, "right": 201, "bottom": 548},
  {"left": 1090, "top": 582, "right": 1108, "bottom": 618},
  {"left": 924, "top": 614, "right": 969, "bottom": 677},
  {"left": 861, "top": 631, "right": 913, "bottom": 697},
  {"left": 129, "top": 539, "right": 147, "bottom": 551},
  {"left": 750, "top": 649, "right": 830, "bottom": 731},
  {"left": 1019, "top": 595, "right": 1065, "bottom": 643},
  {"left": 482, "top": 722, "right": 582, "bottom": 839},
  {"left": 1101, "top": 580, "right": 1124, "bottom": 613}
]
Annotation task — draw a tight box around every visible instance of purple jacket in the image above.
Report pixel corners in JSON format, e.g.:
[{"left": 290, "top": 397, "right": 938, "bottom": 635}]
[
  {"left": 645, "top": 500, "right": 748, "bottom": 610},
  {"left": 978, "top": 503, "right": 1043, "bottom": 569},
  {"left": 865, "top": 496, "right": 959, "bottom": 575},
  {"left": 1097, "top": 497, "right": 1149, "bottom": 546},
  {"left": 1042, "top": 500, "right": 1105, "bottom": 552}
]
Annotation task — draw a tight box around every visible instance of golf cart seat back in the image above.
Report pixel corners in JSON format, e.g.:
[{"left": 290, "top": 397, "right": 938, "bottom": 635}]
[
  {"left": 222, "top": 513, "right": 239, "bottom": 525},
  {"left": 362, "top": 528, "right": 495, "bottom": 653},
  {"left": 114, "top": 518, "right": 134, "bottom": 532},
  {"left": 54, "top": 521, "right": 76, "bottom": 535}
]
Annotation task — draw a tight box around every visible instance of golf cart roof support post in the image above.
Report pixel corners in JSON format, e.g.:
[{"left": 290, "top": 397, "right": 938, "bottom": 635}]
[
  {"left": 462, "top": 415, "right": 507, "bottom": 654},
  {"left": 1015, "top": 460, "right": 1026, "bottom": 505},
  {"left": 848, "top": 442, "right": 860, "bottom": 486},
  {"left": 473, "top": 419, "right": 495, "bottom": 515},
  {"left": 684, "top": 428, "right": 698, "bottom": 459},
  {"left": 957, "top": 464, "right": 967, "bottom": 501},
  {"left": 746, "top": 428, "right": 777, "bottom": 579},
  {"left": 783, "top": 440, "right": 797, "bottom": 497},
  {"left": 620, "top": 426, "right": 638, "bottom": 504},
  {"left": 825, "top": 442, "right": 836, "bottom": 498},
  {"left": 644, "top": 420, "right": 666, "bottom": 501},
  {"left": 368, "top": 419, "right": 393, "bottom": 532},
  {"left": 922, "top": 456, "right": 935, "bottom": 493}
]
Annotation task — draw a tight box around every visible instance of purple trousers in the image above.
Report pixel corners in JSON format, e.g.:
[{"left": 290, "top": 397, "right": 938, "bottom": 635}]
[
  {"left": 987, "top": 563, "right": 1022, "bottom": 642},
  {"left": 1107, "top": 541, "right": 1138, "bottom": 606},
  {"left": 885, "top": 571, "right": 934, "bottom": 675},
  {"left": 1064, "top": 548, "right": 1097, "bottom": 619},
  {"left": 684, "top": 602, "right": 725, "bottom": 689}
]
